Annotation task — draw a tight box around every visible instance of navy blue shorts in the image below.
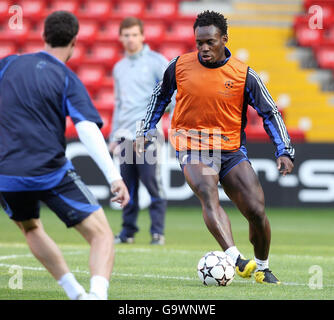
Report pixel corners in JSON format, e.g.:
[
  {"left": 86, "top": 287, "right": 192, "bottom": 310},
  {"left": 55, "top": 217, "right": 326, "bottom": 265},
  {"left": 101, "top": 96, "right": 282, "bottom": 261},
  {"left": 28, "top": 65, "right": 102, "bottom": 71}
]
[
  {"left": 0, "top": 170, "right": 101, "bottom": 228},
  {"left": 176, "top": 147, "right": 250, "bottom": 182}
]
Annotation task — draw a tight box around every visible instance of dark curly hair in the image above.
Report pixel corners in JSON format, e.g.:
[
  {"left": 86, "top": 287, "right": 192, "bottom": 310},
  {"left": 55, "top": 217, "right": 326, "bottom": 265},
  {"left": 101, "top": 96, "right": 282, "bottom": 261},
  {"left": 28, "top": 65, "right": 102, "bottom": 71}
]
[
  {"left": 44, "top": 11, "right": 79, "bottom": 47},
  {"left": 193, "top": 10, "right": 228, "bottom": 36}
]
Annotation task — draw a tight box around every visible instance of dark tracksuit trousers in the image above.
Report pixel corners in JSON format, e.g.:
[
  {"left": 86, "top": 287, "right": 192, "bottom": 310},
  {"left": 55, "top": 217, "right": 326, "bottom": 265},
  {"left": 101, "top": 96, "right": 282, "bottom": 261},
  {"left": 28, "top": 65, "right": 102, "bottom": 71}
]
[{"left": 118, "top": 139, "right": 166, "bottom": 239}]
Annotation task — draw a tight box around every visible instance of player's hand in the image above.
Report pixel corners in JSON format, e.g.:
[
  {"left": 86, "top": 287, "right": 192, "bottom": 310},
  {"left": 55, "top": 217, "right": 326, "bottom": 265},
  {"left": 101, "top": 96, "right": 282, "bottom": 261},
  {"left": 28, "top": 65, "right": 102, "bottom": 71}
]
[
  {"left": 134, "top": 136, "right": 147, "bottom": 157},
  {"left": 110, "top": 179, "right": 130, "bottom": 208},
  {"left": 109, "top": 141, "right": 119, "bottom": 154},
  {"left": 277, "top": 156, "right": 294, "bottom": 176}
]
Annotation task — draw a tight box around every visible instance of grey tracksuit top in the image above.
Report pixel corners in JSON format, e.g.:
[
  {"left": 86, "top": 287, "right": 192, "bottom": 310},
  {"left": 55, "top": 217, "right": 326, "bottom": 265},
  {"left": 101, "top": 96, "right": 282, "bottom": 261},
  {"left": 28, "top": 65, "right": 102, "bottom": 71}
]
[{"left": 110, "top": 44, "right": 169, "bottom": 141}]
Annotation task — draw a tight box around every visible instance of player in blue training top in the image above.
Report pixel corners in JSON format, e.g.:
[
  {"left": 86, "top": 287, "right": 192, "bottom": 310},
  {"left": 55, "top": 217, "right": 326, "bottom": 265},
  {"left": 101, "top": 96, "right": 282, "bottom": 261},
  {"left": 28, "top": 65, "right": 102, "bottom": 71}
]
[{"left": 0, "top": 11, "right": 129, "bottom": 300}]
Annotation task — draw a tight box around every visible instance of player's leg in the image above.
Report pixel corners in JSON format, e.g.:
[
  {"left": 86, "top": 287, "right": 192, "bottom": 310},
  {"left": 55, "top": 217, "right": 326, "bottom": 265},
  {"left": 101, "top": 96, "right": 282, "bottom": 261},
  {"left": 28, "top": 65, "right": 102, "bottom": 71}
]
[
  {"left": 138, "top": 143, "right": 167, "bottom": 245},
  {"left": 0, "top": 192, "right": 86, "bottom": 299},
  {"left": 43, "top": 170, "right": 114, "bottom": 298},
  {"left": 15, "top": 218, "right": 70, "bottom": 279},
  {"left": 116, "top": 161, "right": 140, "bottom": 243},
  {"left": 74, "top": 208, "right": 113, "bottom": 278},
  {"left": 182, "top": 162, "right": 235, "bottom": 250},
  {"left": 221, "top": 161, "right": 270, "bottom": 259},
  {"left": 74, "top": 207, "right": 114, "bottom": 298},
  {"left": 16, "top": 218, "right": 88, "bottom": 298},
  {"left": 221, "top": 161, "right": 280, "bottom": 284}
]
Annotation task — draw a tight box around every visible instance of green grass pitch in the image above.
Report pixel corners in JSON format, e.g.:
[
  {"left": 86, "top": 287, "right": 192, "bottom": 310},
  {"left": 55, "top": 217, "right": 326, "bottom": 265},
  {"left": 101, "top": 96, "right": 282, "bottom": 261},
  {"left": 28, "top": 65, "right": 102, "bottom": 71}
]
[{"left": 0, "top": 206, "right": 333, "bottom": 300}]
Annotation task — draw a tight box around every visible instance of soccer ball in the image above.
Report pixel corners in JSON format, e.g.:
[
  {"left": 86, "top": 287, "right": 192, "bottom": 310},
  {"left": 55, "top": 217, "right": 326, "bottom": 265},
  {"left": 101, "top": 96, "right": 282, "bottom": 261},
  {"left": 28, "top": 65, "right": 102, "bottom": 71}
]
[{"left": 197, "top": 251, "right": 235, "bottom": 286}]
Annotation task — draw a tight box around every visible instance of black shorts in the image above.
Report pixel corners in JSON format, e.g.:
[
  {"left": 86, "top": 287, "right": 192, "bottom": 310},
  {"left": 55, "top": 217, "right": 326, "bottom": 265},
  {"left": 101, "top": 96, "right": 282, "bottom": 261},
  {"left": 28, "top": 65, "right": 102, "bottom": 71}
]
[
  {"left": 0, "top": 170, "right": 101, "bottom": 228},
  {"left": 176, "top": 148, "right": 250, "bottom": 182}
]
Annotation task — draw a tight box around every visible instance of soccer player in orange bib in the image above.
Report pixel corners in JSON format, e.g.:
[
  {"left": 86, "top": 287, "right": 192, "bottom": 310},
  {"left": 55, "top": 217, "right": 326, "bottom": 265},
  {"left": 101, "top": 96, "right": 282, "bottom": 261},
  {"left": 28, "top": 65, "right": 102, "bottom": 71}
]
[{"left": 136, "top": 11, "right": 295, "bottom": 284}]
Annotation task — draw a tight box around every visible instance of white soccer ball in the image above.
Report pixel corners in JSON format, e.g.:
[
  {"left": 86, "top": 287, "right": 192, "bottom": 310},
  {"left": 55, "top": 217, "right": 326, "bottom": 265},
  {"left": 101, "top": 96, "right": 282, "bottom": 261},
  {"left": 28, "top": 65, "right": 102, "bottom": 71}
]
[{"left": 197, "top": 251, "right": 235, "bottom": 286}]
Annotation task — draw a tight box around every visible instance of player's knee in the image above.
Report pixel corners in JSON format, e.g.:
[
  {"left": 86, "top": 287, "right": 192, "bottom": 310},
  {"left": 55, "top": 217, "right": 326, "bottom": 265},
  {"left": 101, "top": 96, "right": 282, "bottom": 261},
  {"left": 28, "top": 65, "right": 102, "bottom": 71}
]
[
  {"left": 196, "top": 183, "right": 215, "bottom": 202},
  {"left": 77, "top": 209, "right": 113, "bottom": 245},
  {"left": 91, "top": 220, "right": 113, "bottom": 242},
  {"left": 17, "top": 219, "right": 41, "bottom": 235},
  {"left": 245, "top": 202, "right": 266, "bottom": 225},
  {"left": 89, "top": 226, "right": 113, "bottom": 254},
  {"left": 199, "top": 191, "right": 219, "bottom": 216},
  {"left": 94, "top": 220, "right": 113, "bottom": 246}
]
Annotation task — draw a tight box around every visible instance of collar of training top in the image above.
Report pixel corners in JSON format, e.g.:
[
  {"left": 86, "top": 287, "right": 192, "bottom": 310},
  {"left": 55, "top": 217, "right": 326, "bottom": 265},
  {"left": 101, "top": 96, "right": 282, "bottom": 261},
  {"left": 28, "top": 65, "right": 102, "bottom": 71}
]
[
  {"left": 126, "top": 44, "right": 150, "bottom": 60},
  {"left": 39, "top": 51, "right": 66, "bottom": 65},
  {"left": 198, "top": 47, "right": 231, "bottom": 69}
]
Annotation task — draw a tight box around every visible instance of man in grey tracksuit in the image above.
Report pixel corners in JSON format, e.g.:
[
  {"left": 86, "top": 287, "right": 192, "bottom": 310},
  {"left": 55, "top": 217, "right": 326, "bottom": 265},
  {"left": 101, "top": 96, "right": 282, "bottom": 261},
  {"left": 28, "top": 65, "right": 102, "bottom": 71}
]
[{"left": 109, "top": 17, "right": 168, "bottom": 245}]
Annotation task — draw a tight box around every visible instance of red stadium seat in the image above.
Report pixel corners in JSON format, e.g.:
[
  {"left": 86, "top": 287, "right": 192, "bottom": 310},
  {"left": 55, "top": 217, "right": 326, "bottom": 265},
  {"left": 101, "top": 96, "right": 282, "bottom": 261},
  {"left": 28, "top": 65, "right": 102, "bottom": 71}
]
[
  {"left": 247, "top": 106, "right": 262, "bottom": 126},
  {"left": 304, "top": 0, "right": 334, "bottom": 10},
  {"left": 287, "top": 129, "right": 305, "bottom": 143},
  {"left": 101, "top": 69, "right": 116, "bottom": 90},
  {"left": 77, "top": 65, "right": 105, "bottom": 93},
  {"left": 112, "top": 0, "right": 145, "bottom": 19},
  {"left": 0, "top": 0, "right": 9, "bottom": 22},
  {"left": 20, "top": 41, "right": 44, "bottom": 54},
  {"left": 26, "top": 21, "right": 44, "bottom": 42},
  {"left": 95, "top": 88, "right": 115, "bottom": 111},
  {"left": 313, "top": 45, "right": 334, "bottom": 69},
  {"left": 175, "top": 13, "right": 198, "bottom": 25},
  {"left": 245, "top": 106, "right": 305, "bottom": 142},
  {"left": 17, "top": 0, "right": 45, "bottom": 22},
  {"left": 161, "top": 113, "right": 170, "bottom": 139},
  {"left": 76, "top": 20, "right": 98, "bottom": 45},
  {"left": 77, "top": 0, "right": 111, "bottom": 22},
  {"left": 65, "top": 110, "right": 115, "bottom": 139},
  {"left": 0, "top": 21, "right": 30, "bottom": 45},
  {"left": 99, "top": 110, "right": 113, "bottom": 138},
  {"left": 85, "top": 43, "right": 121, "bottom": 67},
  {"left": 66, "top": 44, "right": 86, "bottom": 69},
  {"left": 144, "top": 0, "right": 178, "bottom": 21},
  {"left": 0, "top": 42, "right": 16, "bottom": 58},
  {"left": 143, "top": 20, "right": 166, "bottom": 46},
  {"left": 322, "top": 26, "right": 334, "bottom": 45},
  {"left": 295, "top": 24, "right": 323, "bottom": 47},
  {"left": 245, "top": 126, "right": 270, "bottom": 142},
  {"left": 308, "top": 4, "right": 334, "bottom": 28},
  {"left": 158, "top": 43, "right": 188, "bottom": 61},
  {"left": 320, "top": 5, "right": 334, "bottom": 26},
  {"left": 293, "top": 14, "right": 309, "bottom": 30},
  {"left": 245, "top": 107, "right": 269, "bottom": 141},
  {"left": 165, "top": 21, "right": 195, "bottom": 46},
  {"left": 96, "top": 20, "right": 122, "bottom": 43},
  {"left": 46, "top": 0, "right": 79, "bottom": 15},
  {"left": 295, "top": 4, "right": 334, "bottom": 29},
  {"left": 65, "top": 117, "right": 77, "bottom": 139}
]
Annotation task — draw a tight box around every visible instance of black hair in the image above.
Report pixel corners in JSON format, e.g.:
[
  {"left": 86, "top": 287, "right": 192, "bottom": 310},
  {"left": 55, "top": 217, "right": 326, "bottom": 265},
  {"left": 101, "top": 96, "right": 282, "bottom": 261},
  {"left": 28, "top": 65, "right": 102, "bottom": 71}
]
[
  {"left": 193, "top": 10, "right": 228, "bottom": 35},
  {"left": 44, "top": 11, "right": 79, "bottom": 47}
]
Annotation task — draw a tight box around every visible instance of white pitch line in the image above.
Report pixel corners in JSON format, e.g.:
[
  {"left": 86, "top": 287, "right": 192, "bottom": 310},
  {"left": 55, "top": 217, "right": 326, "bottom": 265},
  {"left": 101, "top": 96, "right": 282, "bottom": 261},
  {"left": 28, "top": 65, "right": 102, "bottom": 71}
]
[
  {"left": 0, "top": 251, "right": 84, "bottom": 261},
  {"left": 0, "top": 262, "right": 248, "bottom": 284},
  {"left": 0, "top": 252, "right": 334, "bottom": 288},
  {"left": 0, "top": 263, "right": 46, "bottom": 272},
  {"left": 1, "top": 243, "right": 334, "bottom": 261},
  {"left": 271, "top": 254, "right": 334, "bottom": 261},
  {"left": 116, "top": 248, "right": 334, "bottom": 262},
  {"left": 0, "top": 261, "right": 333, "bottom": 288},
  {"left": 0, "top": 254, "right": 33, "bottom": 261}
]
